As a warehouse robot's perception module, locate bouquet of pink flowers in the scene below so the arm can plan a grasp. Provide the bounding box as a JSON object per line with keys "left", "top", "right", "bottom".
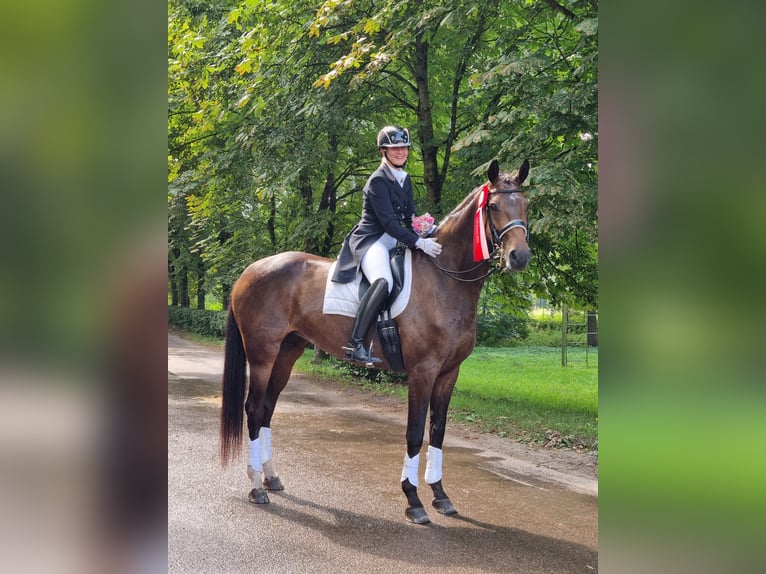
{"left": 412, "top": 213, "right": 435, "bottom": 237}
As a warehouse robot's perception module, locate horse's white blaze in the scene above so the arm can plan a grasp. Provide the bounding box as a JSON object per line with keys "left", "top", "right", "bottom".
{"left": 401, "top": 453, "right": 420, "bottom": 486}
{"left": 424, "top": 445, "right": 443, "bottom": 484}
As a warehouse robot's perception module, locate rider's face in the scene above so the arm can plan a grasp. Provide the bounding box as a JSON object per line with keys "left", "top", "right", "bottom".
{"left": 383, "top": 146, "right": 409, "bottom": 166}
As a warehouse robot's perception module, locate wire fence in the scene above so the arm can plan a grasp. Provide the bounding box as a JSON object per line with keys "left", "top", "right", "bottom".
{"left": 561, "top": 304, "right": 598, "bottom": 367}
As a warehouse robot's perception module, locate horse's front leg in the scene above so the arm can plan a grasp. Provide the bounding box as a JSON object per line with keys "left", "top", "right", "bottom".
{"left": 426, "top": 368, "right": 460, "bottom": 516}
{"left": 401, "top": 379, "right": 433, "bottom": 524}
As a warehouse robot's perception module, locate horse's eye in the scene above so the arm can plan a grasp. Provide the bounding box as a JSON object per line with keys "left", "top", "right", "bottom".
{"left": 488, "top": 203, "right": 499, "bottom": 211}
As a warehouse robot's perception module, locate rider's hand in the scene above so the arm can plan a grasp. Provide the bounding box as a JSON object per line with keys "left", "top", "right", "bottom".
{"left": 415, "top": 237, "right": 442, "bottom": 257}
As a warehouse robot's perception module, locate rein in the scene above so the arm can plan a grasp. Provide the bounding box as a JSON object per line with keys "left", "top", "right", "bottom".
{"left": 425, "top": 254, "right": 498, "bottom": 282}
{"left": 424, "top": 187, "right": 528, "bottom": 283}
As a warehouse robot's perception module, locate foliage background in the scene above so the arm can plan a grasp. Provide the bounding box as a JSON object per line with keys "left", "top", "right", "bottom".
{"left": 0, "top": 1, "right": 763, "bottom": 573}
{"left": 168, "top": 0, "right": 598, "bottom": 313}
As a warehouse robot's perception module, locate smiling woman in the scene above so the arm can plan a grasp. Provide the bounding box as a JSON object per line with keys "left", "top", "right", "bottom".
{"left": 330, "top": 125, "right": 442, "bottom": 364}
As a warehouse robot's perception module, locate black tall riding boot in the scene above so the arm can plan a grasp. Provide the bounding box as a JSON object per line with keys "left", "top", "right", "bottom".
{"left": 343, "top": 278, "right": 389, "bottom": 363}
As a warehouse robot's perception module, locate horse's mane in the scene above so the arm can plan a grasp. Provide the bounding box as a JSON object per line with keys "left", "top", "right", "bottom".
{"left": 435, "top": 184, "right": 485, "bottom": 230}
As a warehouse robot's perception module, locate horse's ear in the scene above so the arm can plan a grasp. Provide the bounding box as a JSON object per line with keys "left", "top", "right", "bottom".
{"left": 488, "top": 159, "right": 500, "bottom": 184}
{"left": 517, "top": 159, "right": 530, "bottom": 184}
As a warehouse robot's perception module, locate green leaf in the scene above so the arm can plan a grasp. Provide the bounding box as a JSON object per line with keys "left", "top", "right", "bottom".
{"left": 574, "top": 18, "right": 598, "bottom": 36}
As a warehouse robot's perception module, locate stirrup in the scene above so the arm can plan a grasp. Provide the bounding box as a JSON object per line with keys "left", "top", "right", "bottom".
{"left": 343, "top": 343, "right": 381, "bottom": 364}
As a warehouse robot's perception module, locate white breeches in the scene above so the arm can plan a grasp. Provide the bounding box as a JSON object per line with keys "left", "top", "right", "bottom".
{"left": 361, "top": 233, "right": 397, "bottom": 293}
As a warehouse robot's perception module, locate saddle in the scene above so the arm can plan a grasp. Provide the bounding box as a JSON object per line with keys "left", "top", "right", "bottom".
{"left": 358, "top": 246, "right": 407, "bottom": 372}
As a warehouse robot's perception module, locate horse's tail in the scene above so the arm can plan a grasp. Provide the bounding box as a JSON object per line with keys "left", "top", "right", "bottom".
{"left": 220, "top": 306, "right": 246, "bottom": 465}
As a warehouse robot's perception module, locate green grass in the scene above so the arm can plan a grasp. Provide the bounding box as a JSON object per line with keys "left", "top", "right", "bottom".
{"left": 295, "top": 346, "right": 598, "bottom": 450}
{"left": 450, "top": 347, "right": 597, "bottom": 448}
{"left": 170, "top": 318, "right": 598, "bottom": 449}
{"left": 168, "top": 326, "right": 225, "bottom": 350}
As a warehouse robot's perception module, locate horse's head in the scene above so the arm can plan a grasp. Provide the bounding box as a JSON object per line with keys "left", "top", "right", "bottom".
{"left": 486, "top": 159, "right": 531, "bottom": 272}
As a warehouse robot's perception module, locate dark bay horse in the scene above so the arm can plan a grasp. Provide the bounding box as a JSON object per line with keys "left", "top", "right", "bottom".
{"left": 220, "top": 159, "right": 531, "bottom": 524}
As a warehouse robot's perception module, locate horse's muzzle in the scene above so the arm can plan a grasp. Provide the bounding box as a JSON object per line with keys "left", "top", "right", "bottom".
{"left": 506, "top": 247, "right": 531, "bottom": 271}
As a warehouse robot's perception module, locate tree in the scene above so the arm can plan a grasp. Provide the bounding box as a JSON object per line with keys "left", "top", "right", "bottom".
{"left": 451, "top": 3, "right": 597, "bottom": 309}
{"left": 168, "top": 0, "right": 599, "bottom": 312}
{"left": 309, "top": 0, "right": 598, "bottom": 309}
{"left": 310, "top": 0, "right": 508, "bottom": 208}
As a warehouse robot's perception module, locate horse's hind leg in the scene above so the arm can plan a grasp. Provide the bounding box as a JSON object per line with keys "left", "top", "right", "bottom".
{"left": 245, "top": 334, "right": 308, "bottom": 503}
{"left": 426, "top": 368, "right": 460, "bottom": 516}
{"left": 259, "top": 334, "right": 308, "bottom": 492}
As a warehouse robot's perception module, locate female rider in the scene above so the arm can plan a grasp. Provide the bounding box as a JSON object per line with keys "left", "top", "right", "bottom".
{"left": 331, "top": 125, "right": 442, "bottom": 363}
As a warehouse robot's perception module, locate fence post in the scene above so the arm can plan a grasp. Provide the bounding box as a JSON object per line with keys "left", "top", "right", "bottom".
{"left": 561, "top": 303, "right": 568, "bottom": 366}
{"left": 587, "top": 310, "right": 598, "bottom": 347}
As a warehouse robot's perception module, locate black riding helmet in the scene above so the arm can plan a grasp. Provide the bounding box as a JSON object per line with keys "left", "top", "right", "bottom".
{"left": 377, "top": 126, "right": 411, "bottom": 148}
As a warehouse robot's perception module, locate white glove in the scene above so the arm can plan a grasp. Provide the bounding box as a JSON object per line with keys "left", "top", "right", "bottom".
{"left": 415, "top": 237, "right": 442, "bottom": 257}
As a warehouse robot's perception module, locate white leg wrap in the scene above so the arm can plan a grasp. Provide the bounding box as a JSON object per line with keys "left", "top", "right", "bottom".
{"left": 259, "top": 428, "right": 278, "bottom": 481}
{"left": 425, "top": 445, "right": 443, "bottom": 484}
{"left": 400, "top": 453, "right": 420, "bottom": 487}
{"left": 248, "top": 437, "right": 262, "bottom": 472}
{"left": 259, "top": 427, "right": 272, "bottom": 464}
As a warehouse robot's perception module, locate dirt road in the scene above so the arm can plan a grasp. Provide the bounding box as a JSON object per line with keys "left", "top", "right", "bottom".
{"left": 168, "top": 332, "right": 598, "bottom": 573}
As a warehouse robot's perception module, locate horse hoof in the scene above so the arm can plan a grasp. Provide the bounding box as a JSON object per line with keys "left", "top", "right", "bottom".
{"left": 432, "top": 498, "right": 458, "bottom": 515}
{"left": 405, "top": 507, "right": 431, "bottom": 524}
{"left": 248, "top": 488, "right": 270, "bottom": 504}
{"left": 263, "top": 476, "right": 284, "bottom": 491}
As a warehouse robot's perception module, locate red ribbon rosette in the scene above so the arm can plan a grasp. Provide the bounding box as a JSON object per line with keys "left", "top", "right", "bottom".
{"left": 473, "top": 185, "right": 490, "bottom": 261}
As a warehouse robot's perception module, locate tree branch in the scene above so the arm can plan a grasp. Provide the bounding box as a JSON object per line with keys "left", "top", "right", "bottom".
{"left": 381, "top": 68, "right": 417, "bottom": 95}
{"left": 542, "top": 0, "right": 576, "bottom": 20}
{"left": 441, "top": 0, "right": 499, "bottom": 188}
{"left": 170, "top": 128, "right": 233, "bottom": 153}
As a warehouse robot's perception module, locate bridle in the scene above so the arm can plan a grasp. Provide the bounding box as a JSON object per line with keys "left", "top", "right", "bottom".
{"left": 487, "top": 187, "right": 529, "bottom": 244}
{"left": 426, "top": 186, "right": 529, "bottom": 283}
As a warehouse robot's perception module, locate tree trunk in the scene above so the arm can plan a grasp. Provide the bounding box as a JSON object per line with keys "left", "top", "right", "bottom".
{"left": 268, "top": 193, "right": 276, "bottom": 248}
{"left": 299, "top": 169, "right": 316, "bottom": 253}
{"left": 440, "top": 1, "right": 496, "bottom": 191}
{"left": 222, "top": 281, "right": 232, "bottom": 311}
{"left": 318, "top": 132, "right": 338, "bottom": 257}
{"left": 318, "top": 172, "right": 337, "bottom": 257}
{"left": 412, "top": 31, "right": 441, "bottom": 206}
{"left": 312, "top": 347, "right": 328, "bottom": 364}
{"left": 586, "top": 310, "right": 598, "bottom": 347}
{"left": 168, "top": 259, "right": 178, "bottom": 306}
{"left": 196, "top": 272, "right": 205, "bottom": 309}
{"left": 179, "top": 267, "right": 189, "bottom": 308}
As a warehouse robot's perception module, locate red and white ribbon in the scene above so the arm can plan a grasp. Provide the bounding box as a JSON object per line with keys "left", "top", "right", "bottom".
{"left": 473, "top": 184, "right": 490, "bottom": 261}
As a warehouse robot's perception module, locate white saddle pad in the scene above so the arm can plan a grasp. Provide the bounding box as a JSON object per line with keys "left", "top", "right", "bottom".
{"left": 322, "top": 249, "right": 413, "bottom": 319}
